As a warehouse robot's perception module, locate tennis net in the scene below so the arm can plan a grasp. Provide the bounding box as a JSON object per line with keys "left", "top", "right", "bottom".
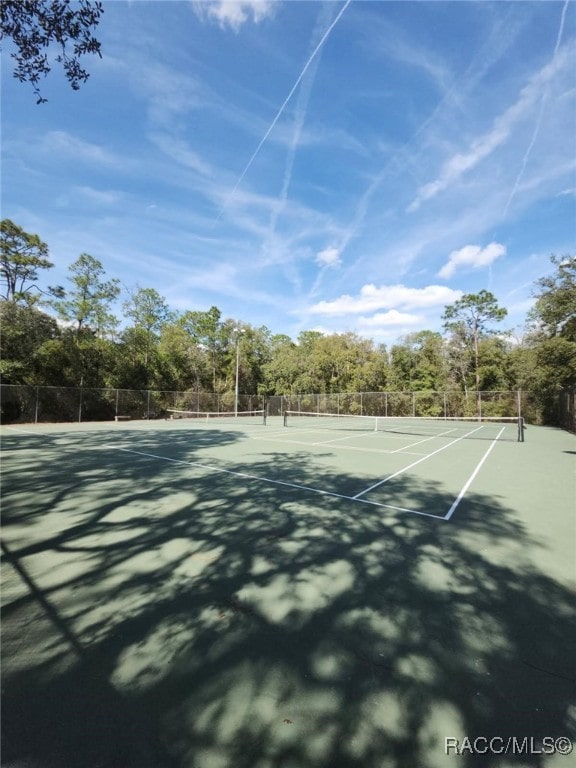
{"left": 167, "top": 409, "right": 267, "bottom": 425}
{"left": 283, "top": 411, "right": 524, "bottom": 442}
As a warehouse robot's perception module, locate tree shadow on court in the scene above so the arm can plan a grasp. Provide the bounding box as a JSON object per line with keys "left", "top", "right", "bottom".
{"left": 2, "top": 430, "right": 575, "bottom": 768}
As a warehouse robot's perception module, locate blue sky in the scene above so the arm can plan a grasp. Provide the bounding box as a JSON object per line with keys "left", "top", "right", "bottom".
{"left": 2, "top": 0, "right": 575, "bottom": 344}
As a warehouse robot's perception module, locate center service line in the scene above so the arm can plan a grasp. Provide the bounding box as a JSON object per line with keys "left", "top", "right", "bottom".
{"left": 443, "top": 427, "right": 505, "bottom": 520}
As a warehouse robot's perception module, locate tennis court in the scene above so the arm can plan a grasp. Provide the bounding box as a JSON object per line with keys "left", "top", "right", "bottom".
{"left": 1, "top": 413, "right": 575, "bottom": 767}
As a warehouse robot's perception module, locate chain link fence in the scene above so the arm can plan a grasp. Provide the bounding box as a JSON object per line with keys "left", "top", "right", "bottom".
{"left": 279, "top": 391, "right": 526, "bottom": 419}
{"left": 0, "top": 385, "right": 265, "bottom": 424}
{"left": 1, "top": 385, "right": 573, "bottom": 429}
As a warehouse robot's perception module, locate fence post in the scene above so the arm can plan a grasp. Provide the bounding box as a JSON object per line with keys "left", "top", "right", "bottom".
{"left": 78, "top": 387, "right": 83, "bottom": 423}
{"left": 34, "top": 386, "right": 39, "bottom": 423}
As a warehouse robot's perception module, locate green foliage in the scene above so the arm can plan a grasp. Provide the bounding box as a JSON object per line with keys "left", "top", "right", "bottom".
{"left": 179, "top": 306, "right": 228, "bottom": 392}
{"left": 0, "top": 219, "right": 62, "bottom": 303}
{"left": 389, "top": 331, "right": 445, "bottom": 391}
{"left": 442, "top": 290, "right": 507, "bottom": 390}
{"left": 442, "top": 290, "right": 508, "bottom": 335}
{"left": 0, "top": 0, "right": 104, "bottom": 103}
{"left": 0, "top": 300, "right": 59, "bottom": 383}
{"left": 530, "top": 254, "right": 576, "bottom": 341}
{"left": 53, "top": 253, "right": 120, "bottom": 337}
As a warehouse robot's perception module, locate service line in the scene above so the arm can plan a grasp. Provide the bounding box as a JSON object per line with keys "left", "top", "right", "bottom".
{"left": 353, "top": 424, "right": 486, "bottom": 499}
{"left": 107, "top": 444, "right": 444, "bottom": 519}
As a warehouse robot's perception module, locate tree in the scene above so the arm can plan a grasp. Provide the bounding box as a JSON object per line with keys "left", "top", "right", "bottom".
{"left": 123, "top": 287, "right": 172, "bottom": 367}
{"left": 0, "top": 219, "right": 62, "bottom": 303}
{"left": 530, "top": 254, "right": 576, "bottom": 341}
{"left": 53, "top": 253, "right": 120, "bottom": 338}
{"left": 180, "top": 307, "right": 227, "bottom": 392}
{"left": 442, "top": 290, "right": 507, "bottom": 391}
{"left": 389, "top": 331, "right": 446, "bottom": 392}
{"left": 0, "top": 0, "right": 104, "bottom": 103}
{"left": 0, "top": 300, "right": 59, "bottom": 382}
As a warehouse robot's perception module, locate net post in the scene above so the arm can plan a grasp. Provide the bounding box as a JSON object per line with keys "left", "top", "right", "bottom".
{"left": 518, "top": 416, "right": 525, "bottom": 442}
{"left": 283, "top": 411, "right": 288, "bottom": 427}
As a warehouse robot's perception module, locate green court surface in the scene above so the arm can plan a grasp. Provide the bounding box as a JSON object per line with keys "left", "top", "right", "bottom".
{"left": 1, "top": 416, "right": 575, "bottom": 767}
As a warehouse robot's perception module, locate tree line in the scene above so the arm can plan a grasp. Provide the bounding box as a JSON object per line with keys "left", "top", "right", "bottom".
{"left": 1, "top": 219, "right": 575, "bottom": 425}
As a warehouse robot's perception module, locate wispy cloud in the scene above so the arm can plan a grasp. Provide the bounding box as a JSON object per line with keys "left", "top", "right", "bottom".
{"left": 148, "top": 133, "right": 213, "bottom": 177}
{"left": 265, "top": 3, "right": 330, "bottom": 247}
{"left": 192, "top": 0, "right": 276, "bottom": 31}
{"left": 42, "top": 131, "right": 120, "bottom": 166}
{"left": 218, "top": 0, "right": 353, "bottom": 216}
{"left": 407, "top": 44, "right": 574, "bottom": 213}
{"left": 74, "top": 186, "right": 124, "bottom": 206}
{"left": 309, "top": 284, "right": 463, "bottom": 316}
{"left": 438, "top": 242, "right": 506, "bottom": 279}
{"left": 503, "top": 0, "right": 571, "bottom": 216}
{"left": 316, "top": 247, "right": 342, "bottom": 268}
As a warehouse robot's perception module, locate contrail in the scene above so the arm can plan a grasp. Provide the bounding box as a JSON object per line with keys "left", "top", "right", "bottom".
{"left": 267, "top": 3, "right": 330, "bottom": 244}
{"left": 217, "top": 0, "right": 353, "bottom": 219}
{"left": 503, "top": 0, "right": 570, "bottom": 217}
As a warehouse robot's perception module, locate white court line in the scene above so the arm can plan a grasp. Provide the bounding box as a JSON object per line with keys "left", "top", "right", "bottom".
{"left": 262, "top": 425, "right": 432, "bottom": 444}
{"left": 353, "top": 424, "right": 485, "bottom": 499}
{"left": 251, "top": 434, "right": 426, "bottom": 456}
{"left": 107, "top": 444, "right": 444, "bottom": 518}
{"left": 443, "top": 427, "right": 505, "bottom": 520}
{"left": 4, "top": 426, "right": 44, "bottom": 437}
{"left": 388, "top": 428, "right": 457, "bottom": 454}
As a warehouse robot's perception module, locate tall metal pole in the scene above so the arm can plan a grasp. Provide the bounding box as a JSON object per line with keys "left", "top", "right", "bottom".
{"left": 234, "top": 327, "right": 244, "bottom": 417}
{"left": 235, "top": 334, "right": 240, "bottom": 417}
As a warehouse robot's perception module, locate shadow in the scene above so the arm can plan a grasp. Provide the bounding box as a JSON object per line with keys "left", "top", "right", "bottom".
{"left": 1, "top": 425, "right": 575, "bottom": 767}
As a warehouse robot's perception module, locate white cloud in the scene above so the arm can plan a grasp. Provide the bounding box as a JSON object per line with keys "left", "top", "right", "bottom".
{"left": 316, "top": 247, "right": 342, "bottom": 268}
{"left": 357, "top": 310, "right": 421, "bottom": 327}
{"left": 309, "top": 284, "right": 463, "bottom": 316}
{"left": 193, "top": 1, "right": 276, "bottom": 31}
{"left": 438, "top": 242, "right": 506, "bottom": 279}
